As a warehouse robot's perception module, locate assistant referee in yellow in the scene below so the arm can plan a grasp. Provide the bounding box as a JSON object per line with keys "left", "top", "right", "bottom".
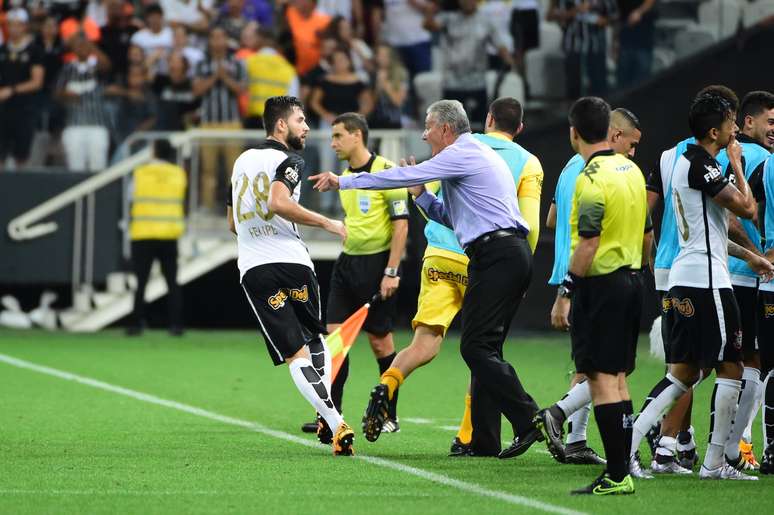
{"left": 544, "top": 97, "right": 652, "bottom": 495}
{"left": 302, "top": 113, "right": 408, "bottom": 434}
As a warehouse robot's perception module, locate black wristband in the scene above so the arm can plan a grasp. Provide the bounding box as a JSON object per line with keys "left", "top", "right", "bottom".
{"left": 560, "top": 272, "right": 581, "bottom": 294}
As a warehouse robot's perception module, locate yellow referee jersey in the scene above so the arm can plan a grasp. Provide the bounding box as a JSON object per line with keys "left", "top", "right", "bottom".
{"left": 340, "top": 154, "right": 409, "bottom": 255}
{"left": 570, "top": 150, "right": 651, "bottom": 277}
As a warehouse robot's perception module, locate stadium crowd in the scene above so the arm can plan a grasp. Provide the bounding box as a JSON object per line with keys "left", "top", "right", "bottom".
{"left": 0, "top": 0, "right": 660, "bottom": 173}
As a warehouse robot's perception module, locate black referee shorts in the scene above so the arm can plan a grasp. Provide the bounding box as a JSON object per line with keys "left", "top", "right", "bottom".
{"left": 571, "top": 268, "right": 642, "bottom": 375}
{"left": 242, "top": 263, "right": 325, "bottom": 366}
{"left": 664, "top": 286, "right": 742, "bottom": 368}
{"left": 757, "top": 290, "right": 774, "bottom": 373}
{"left": 326, "top": 250, "right": 397, "bottom": 336}
{"left": 733, "top": 284, "right": 759, "bottom": 359}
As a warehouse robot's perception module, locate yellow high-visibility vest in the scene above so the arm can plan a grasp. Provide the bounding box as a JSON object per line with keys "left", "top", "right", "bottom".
{"left": 245, "top": 52, "right": 297, "bottom": 117}
{"left": 129, "top": 161, "right": 187, "bottom": 240}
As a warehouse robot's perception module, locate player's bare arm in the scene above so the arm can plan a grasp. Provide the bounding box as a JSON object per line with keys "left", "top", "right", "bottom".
{"left": 546, "top": 203, "right": 557, "bottom": 230}
{"left": 551, "top": 236, "right": 600, "bottom": 331}
{"left": 382, "top": 219, "right": 407, "bottom": 299}
{"left": 728, "top": 240, "right": 774, "bottom": 281}
{"left": 268, "top": 181, "right": 346, "bottom": 240}
{"left": 226, "top": 206, "right": 236, "bottom": 235}
{"left": 727, "top": 211, "right": 761, "bottom": 254}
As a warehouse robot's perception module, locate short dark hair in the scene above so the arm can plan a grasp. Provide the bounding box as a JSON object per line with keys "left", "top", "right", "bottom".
{"left": 739, "top": 91, "right": 774, "bottom": 121}
{"left": 488, "top": 97, "right": 523, "bottom": 135}
{"left": 696, "top": 85, "right": 739, "bottom": 112}
{"left": 145, "top": 3, "right": 163, "bottom": 16}
{"left": 332, "top": 112, "right": 369, "bottom": 145}
{"left": 568, "top": 96, "right": 610, "bottom": 144}
{"left": 611, "top": 107, "right": 641, "bottom": 130}
{"left": 688, "top": 94, "right": 735, "bottom": 140}
{"left": 153, "top": 139, "right": 176, "bottom": 161}
{"left": 263, "top": 96, "right": 304, "bottom": 137}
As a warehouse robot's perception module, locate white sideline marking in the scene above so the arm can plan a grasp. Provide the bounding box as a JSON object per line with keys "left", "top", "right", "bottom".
{"left": 0, "top": 353, "right": 586, "bottom": 515}
{"left": 0, "top": 490, "right": 434, "bottom": 498}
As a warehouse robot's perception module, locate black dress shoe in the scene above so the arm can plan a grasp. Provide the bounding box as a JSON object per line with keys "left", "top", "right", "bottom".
{"left": 498, "top": 427, "right": 544, "bottom": 459}
{"left": 449, "top": 437, "right": 472, "bottom": 457}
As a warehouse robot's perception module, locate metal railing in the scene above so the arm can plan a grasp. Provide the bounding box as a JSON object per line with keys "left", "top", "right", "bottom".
{"left": 6, "top": 128, "right": 426, "bottom": 309}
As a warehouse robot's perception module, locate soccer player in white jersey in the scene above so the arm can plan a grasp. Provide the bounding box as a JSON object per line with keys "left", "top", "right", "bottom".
{"left": 629, "top": 92, "right": 773, "bottom": 480}
{"left": 226, "top": 95, "right": 355, "bottom": 455}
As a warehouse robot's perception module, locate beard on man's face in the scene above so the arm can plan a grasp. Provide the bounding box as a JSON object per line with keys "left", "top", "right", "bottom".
{"left": 287, "top": 129, "right": 305, "bottom": 150}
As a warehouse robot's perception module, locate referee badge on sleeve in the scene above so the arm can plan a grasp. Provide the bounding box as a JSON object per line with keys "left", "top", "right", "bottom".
{"left": 392, "top": 200, "right": 408, "bottom": 216}
{"left": 358, "top": 194, "right": 371, "bottom": 214}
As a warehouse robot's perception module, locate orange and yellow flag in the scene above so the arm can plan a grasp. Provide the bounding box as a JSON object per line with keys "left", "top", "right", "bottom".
{"left": 327, "top": 301, "right": 371, "bottom": 380}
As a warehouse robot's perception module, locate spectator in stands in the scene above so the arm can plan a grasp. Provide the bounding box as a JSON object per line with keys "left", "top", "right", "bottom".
{"left": 510, "top": 0, "right": 541, "bottom": 80}
{"left": 130, "top": 3, "right": 173, "bottom": 75}
{"left": 59, "top": 1, "right": 102, "bottom": 48}
{"left": 170, "top": 25, "right": 204, "bottom": 74}
{"left": 300, "top": 34, "right": 337, "bottom": 127}
{"left": 219, "top": 0, "right": 274, "bottom": 26}
{"left": 153, "top": 52, "right": 200, "bottom": 130}
{"left": 309, "top": 46, "right": 373, "bottom": 125}
{"left": 56, "top": 33, "right": 111, "bottom": 172}
{"left": 99, "top": 0, "right": 137, "bottom": 83}
{"left": 329, "top": 14, "right": 372, "bottom": 83}
{"left": 369, "top": 44, "right": 407, "bottom": 129}
{"left": 424, "top": 0, "right": 513, "bottom": 129}
{"left": 192, "top": 25, "right": 246, "bottom": 212}
{"left": 160, "top": 0, "right": 213, "bottom": 35}
{"left": 106, "top": 63, "right": 157, "bottom": 162}
{"left": 0, "top": 8, "right": 45, "bottom": 170}
{"left": 243, "top": 28, "right": 298, "bottom": 129}
{"left": 284, "top": 0, "right": 332, "bottom": 76}
{"left": 548, "top": 0, "right": 617, "bottom": 99}
{"left": 127, "top": 138, "right": 186, "bottom": 337}
{"left": 216, "top": 0, "right": 249, "bottom": 49}
{"left": 378, "top": 0, "right": 432, "bottom": 85}
{"left": 36, "top": 14, "right": 65, "bottom": 135}
{"left": 616, "top": 0, "right": 656, "bottom": 88}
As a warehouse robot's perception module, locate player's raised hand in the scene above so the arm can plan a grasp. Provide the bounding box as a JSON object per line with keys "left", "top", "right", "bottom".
{"left": 309, "top": 171, "right": 340, "bottom": 192}
{"left": 550, "top": 296, "right": 571, "bottom": 331}
{"left": 726, "top": 137, "right": 743, "bottom": 165}
{"left": 324, "top": 218, "right": 347, "bottom": 241}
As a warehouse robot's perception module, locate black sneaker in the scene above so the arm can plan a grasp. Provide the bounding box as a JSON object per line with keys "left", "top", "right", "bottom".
{"left": 571, "top": 472, "right": 635, "bottom": 495}
{"left": 317, "top": 414, "right": 333, "bottom": 445}
{"left": 534, "top": 408, "right": 566, "bottom": 462}
{"left": 382, "top": 418, "right": 400, "bottom": 434}
{"left": 564, "top": 441, "right": 606, "bottom": 465}
{"left": 676, "top": 431, "right": 698, "bottom": 470}
{"left": 362, "top": 384, "right": 390, "bottom": 442}
{"left": 498, "top": 426, "right": 544, "bottom": 460}
{"left": 759, "top": 444, "right": 774, "bottom": 475}
{"left": 301, "top": 421, "right": 318, "bottom": 433}
{"left": 449, "top": 437, "right": 472, "bottom": 457}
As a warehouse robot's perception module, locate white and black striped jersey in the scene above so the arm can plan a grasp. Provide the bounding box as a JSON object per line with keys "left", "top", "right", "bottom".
{"left": 668, "top": 144, "right": 732, "bottom": 290}
{"left": 230, "top": 140, "right": 313, "bottom": 279}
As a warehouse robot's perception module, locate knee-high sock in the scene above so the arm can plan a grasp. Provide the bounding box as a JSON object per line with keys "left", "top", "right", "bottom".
{"left": 377, "top": 353, "right": 399, "bottom": 418}
{"left": 631, "top": 374, "right": 689, "bottom": 458}
{"left": 307, "top": 336, "right": 332, "bottom": 393}
{"left": 556, "top": 380, "right": 591, "bottom": 419}
{"left": 764, "top": 370, "right": 774, "bottom": 447}
{"left": 725, "top": 367, "right": 761, "bottom": 458}
{"left": 703, "top": 378, "right": 742, "bottom": 470}
{"left": 623, "top": 400, "right": 634, "bottom": 461}
{"left": 743, "top": 375, "right": 762, "bottom": 443}
{"left": 566, "top": 404, "right": 591, "bottom": 445}
{"left": 456, "top": 393, "right": 473, "bottom": 444}
{"left": 289, "top": 358, "right": 343, "bottom": 432}
{"left": 595, "top": 401, "right": 627, "bottom": 482}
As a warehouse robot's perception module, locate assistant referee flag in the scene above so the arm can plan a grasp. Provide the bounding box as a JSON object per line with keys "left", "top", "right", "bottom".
{"left": 327, "top": 297, "right": 375, "bottom": 379}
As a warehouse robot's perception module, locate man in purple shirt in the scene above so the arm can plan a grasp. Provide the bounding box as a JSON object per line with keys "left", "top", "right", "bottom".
{"left": 310, "top": 99, "right": 544, "bottom": 458}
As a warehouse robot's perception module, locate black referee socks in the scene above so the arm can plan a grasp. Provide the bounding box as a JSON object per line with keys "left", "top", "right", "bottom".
{"left": 622, "top": 400, "right": 634, "bottom": 462}
{"left": 595, "top": 401, "right": 628, "bottom": 482}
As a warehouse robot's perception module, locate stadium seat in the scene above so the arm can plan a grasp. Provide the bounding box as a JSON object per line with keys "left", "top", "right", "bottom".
{"left": 652, "top": 47, "right": 677, "bottom": 73}
{"left": 485, "top": 71, "right": 525, "bottom": 104}
{"left": 742, "top": 0, "right": 774, "bottom": 27}
{"left": 413, "top": 71, "right": 443, "bottom": 118}
{"left": 673, "top": 24, "right": 718, "bottom": 59}
{"left": 698, "top": 0, "right": 742, "bottom": 39}
{"left": 539, "top": 22, "right": 563, "bottom": 53}
{"left": 525, "top": 49, "right": 565, "bottom": 99}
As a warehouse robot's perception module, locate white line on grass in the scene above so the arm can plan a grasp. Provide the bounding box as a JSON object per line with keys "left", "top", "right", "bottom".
{"left": 0, "top": 490, "right": 434, "bottom": 498}
{"left": 0, "top": 353, "right": 586, "bottom": 515}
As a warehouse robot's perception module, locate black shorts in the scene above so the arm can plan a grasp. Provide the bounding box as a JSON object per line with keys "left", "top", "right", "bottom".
{"left": 510, "top": 8, "right": 540, "bottom": 52}
{"left": 571, "top": 268, "right": 642, "bottom": 375}
{"left": 732, "top": 284, "right": 759, "bottom": 357}
{"left": 242, "top": 263, "right": 325, "bottom": 366}
{"left": 664, "top": 286, "right": 742, "bottom": 368}
{"left": 326, "top": 251, "right": 397, "bottom": 336}
{"left": 657, "top": 289, "right": 670, "bottom": 356}
{"left": 0, "top": 104, "right": 37, "bottom": 162}
{"left": 757, "top": 290, "right": 774, "bottom": 373}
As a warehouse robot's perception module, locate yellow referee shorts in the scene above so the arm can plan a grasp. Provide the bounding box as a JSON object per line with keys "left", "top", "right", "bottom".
{"left": 412, "top": 254, "right": 469, "bottom": 336}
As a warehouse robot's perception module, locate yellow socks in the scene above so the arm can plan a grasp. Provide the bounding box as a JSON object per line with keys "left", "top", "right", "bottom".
{"left": 456, "top": 394, "right": 473, "bottom": 444}
{"left": 380, "top": 367, "right": 404, "bottom": 400}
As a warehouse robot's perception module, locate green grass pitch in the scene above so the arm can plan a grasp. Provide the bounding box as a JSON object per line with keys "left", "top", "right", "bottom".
{"left": 0, "top": 329, "right": 771, "bottom": 515}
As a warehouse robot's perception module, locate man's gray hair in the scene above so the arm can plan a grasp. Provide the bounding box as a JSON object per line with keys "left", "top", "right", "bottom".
{"left": 427, "top": 100, "right": 471, "bottom": 135}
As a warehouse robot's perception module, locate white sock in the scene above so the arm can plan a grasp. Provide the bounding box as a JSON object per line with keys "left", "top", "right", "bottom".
{"left": 725, "top": 367, "right": 761, "bottom": 458}
{"left": 743, "top": 382, "right": 762, "bottom": 443}
{"left": 566, "top": 403, "right": 591, "bottom": 445}
{"left": 631, "top": 374, "right": 689, "bottom": 458}
{"left": 556, "top": 381, "right": 592, "bottom": 418}
{"left": 764, "top": 371, "right": 774, "bottom": 447}
{"left": 289, "top": 358, "right": 342, "bottom": 432}
{"left": 704, "top": 378, "right": 742, "bottom": 470}
{"left": 655, "top": 435, "right": 677, "bottom": 458}
{"left": 307, "top": 335, "right": 332, "bottom": 393}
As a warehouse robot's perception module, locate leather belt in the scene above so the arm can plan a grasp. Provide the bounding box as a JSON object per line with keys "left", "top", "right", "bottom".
{"left": 464, "top": 228, "right": 526, "bottom": 258}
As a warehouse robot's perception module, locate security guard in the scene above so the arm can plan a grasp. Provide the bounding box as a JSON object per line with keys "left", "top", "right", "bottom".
{"left": 128, "top": 139, "right": 187, "bottom": 336}
{"left": 542, "top": 97, "right": 652, "bottom": 495}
